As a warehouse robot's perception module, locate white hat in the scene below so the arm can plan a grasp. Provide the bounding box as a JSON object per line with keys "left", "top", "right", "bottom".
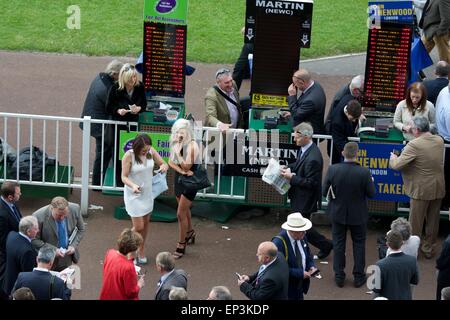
{"left": 281, "top": 212, "right": 312, "bottom": 232}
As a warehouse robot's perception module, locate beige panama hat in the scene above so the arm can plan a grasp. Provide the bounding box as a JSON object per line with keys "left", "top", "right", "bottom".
{"left": 281, "top": 212, "right": 312, "bottom": 232}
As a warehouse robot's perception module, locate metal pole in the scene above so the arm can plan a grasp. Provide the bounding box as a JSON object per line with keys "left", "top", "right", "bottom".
{"left": 80, "top": 116, "right": 91, "bottom": 217}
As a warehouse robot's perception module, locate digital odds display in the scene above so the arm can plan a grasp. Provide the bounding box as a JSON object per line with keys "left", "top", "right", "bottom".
{"left": 363, "top": 23, "right": 413, "bottom": 112}
{"left": 143, "top": 21, "right": 187, "bottom": 98}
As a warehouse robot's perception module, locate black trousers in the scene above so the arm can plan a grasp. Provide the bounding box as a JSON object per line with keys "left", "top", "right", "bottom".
{"left": 332, "top": 222, "right": 366, "bottom": 280}
{"left": 232, "top": 43, "right": 254, "bottom": 90}
{"left": 302, "top": 211, "right": 333, "bottom": 253}
{"left": 92, "top": 135, "right": 113, "bottom": 186}
{"left": 442, "top": 142, "right": 450, "bottom": 207}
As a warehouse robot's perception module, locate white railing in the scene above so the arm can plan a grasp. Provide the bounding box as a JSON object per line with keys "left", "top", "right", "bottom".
{"left": 1, "top": 112, "right": 448, "bottom": 219}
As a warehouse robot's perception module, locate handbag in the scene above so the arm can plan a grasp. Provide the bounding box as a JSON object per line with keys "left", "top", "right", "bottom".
{"left": 152, "top": 171, "right": 168, "bottom": 199}
{"left": 178, "top": 165, "right": 211, "bottom": 193}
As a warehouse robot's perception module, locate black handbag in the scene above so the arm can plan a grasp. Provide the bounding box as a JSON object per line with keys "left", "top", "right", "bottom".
{"left": 178, "top": 165, "right": 211, "bottom": 192}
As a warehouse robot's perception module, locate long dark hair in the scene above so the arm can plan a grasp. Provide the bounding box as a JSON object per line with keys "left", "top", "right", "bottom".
{"left": 132, "top": 133, "right": 152, "bottom": 164}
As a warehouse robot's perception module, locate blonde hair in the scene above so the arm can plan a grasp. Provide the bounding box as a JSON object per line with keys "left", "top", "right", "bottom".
{"left": 118, "top": 63, "right": 138, "bottom": 90}
{"left": 169, "top": 119, "right": 194, "bottom": 161}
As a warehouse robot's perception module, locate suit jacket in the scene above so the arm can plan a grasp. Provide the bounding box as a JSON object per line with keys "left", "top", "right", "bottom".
{"left": 323, "top": 162, "right": 375, "bottom": 225}
{"left": 287, "top": 143, "right": 323, "bottom": 214}
{"left": 3, "top": 231, "right": 37, "bottom": 295}
{"left": 389, "top": 133, "right": 445, "bottom": 200}
{"left": 423, "top": 77, "right": 449, "bottom": 105}
{"left": 32, "top": 202, "right": 85, "bottom": 267}
{"left": 13, "top": 269, "right": 71, "bottom": 300}
{"left": 287, "top": 81, "right": 326, "bottom": 134}
{"left": 240, "top": 252, "right": 289, "bottom": 300}
{"left": 155, "top": 269, "right": 188, "bottom": 300}
{"left": 205, "top": 82, "right": 243, "bottom": 128}
{"left": 0, "top": 199, "right": 21, "bottom": 275}
{"left": 374, "top": 252, "right": 419, "bottom": 300}
{"left": 420, "top": 0, "right": 450, "bottom": 40}
{"left": 272, "top": 230, "right": 315, "bottom": 300}
{"left": 437, "top": 234, "right": 450, "bottom": 286}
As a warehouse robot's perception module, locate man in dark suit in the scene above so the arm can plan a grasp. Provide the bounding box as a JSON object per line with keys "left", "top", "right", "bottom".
{"left": 154, "top": 251, "right": 187, "bottom": 300}
{"left": 0, "top": 182, "right": 22, "bottom": 288}
{"left": 282, "top": 69, "right": 326, "bottom": 134}
{"left": 373, "top": 230, "right": 419, "bottom": 300}
{"left": 420, "top": 0, "right": 450, "bottom": 64}
{"left": 423, "top": 61, "right": 449, "bottom": 105}
{"left": 3, "top": 216, "right": 38, "bottom": 295}
{"left": 238, "top": 241, "right": 289, "bottom": 300}
{"left": 323, "top": 142, "right": 375, "bottom": 288}
{"left": 280, "top": 122, "right": 333, "bottom": 258}
{"left": 205, "top": 68, "right": 244, "bottom": 131}
{"left": 12, "top": 246, "right": 71, "bottom": 300}
{"left": 272, "top": 212, "right": 318, "bottom": 300}
{"left": 79, "top": 59, "right": 123, "bottom": 186}
{"left": 328, "top": 99, "right": 362, "bottom": 164}
{"left": 436, "top": 233, "right": 450, "bottom": 300}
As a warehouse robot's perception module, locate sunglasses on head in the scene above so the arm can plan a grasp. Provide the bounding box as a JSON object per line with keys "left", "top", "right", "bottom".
{"left": 215, "top": 68, "right": 230, "bottom": 79}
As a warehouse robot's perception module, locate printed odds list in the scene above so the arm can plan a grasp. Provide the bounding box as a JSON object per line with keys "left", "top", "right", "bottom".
{"left": 364, "top": 25, "right": 412, "bottom": 111}
{"left": 143, "top": 22, "right": 186, "bottom": 98}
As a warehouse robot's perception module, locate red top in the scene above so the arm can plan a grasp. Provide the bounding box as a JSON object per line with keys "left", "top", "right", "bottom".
{"left": 99, "top": 249, "right": 140, "bottom": 300}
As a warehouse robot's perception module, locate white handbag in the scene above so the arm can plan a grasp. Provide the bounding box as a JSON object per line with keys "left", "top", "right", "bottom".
{"left": 152, "top": 171, "right": 168, "bottom": 199}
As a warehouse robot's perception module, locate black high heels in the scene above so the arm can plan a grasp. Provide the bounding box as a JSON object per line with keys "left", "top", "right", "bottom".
{"left": 185, "top": 229, "right": 196, "bottom": 245}
{"left": 172, "top": 241, "right": 186, "bottom": 259}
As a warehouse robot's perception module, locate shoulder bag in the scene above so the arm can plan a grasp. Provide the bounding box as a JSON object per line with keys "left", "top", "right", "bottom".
{"left": 178, "top": 165, "right": 211, "bottom": 193}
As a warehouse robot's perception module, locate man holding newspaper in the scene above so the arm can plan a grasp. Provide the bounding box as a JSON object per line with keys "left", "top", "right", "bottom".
{"left": 32, "top": 197, "right": 85, "bottom": 272}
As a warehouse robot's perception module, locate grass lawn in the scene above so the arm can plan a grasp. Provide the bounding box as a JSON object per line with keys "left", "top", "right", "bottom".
{"left": 0, "top": 0, "right": 369, "bottom": 62}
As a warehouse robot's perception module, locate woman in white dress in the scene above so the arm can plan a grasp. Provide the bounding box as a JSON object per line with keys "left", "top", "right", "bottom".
{"left": 122, "top": 133, "right": 168, "bottom": 264}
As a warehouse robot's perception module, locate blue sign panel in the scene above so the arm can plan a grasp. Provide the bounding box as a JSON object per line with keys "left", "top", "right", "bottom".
{"left": 357, "top": 142, "right": 409, "bottom": 202}
{"left": 368, "top": 1, "right": 414, "bottom": 24}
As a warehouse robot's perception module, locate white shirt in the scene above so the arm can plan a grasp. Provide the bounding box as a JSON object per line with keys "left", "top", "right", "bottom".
{"left": 297, "top": 81, "right": 315, "bottom": 98}
{"left": 18, "top": 232, "right": 32, "bottom": 243}
{"left": 159, "top": 269, "right": 174, "bottom": 286}
{"left": 436, "top": 86, "right": 450, "bottom": 141}
{"left": 33, "top": 267, "right": 50, "bottom": 273}
{"left": 218, "top": 88, "right": 239, "bottom": 128}
{"left": 301, "top": 141, "right": 313, "bottom": 156}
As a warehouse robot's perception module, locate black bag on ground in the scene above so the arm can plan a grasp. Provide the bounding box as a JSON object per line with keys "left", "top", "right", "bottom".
{"left": 10, "top": 146, "right": 54, "bottom": 181}
{"left": 178, "top": 165, "right": 211, "bottom": 193}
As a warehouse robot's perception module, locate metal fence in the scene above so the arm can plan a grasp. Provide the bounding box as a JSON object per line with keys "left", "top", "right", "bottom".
{"left": 1, "top": 112, "right": 448, "bottom": 219}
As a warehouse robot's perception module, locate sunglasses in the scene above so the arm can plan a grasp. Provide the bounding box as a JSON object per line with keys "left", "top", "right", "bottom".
{"left": 123, "top": 64, "right": 135, "bottom": 72}
{"left": 215, "top": 68, "right": 230, "bottom": 79}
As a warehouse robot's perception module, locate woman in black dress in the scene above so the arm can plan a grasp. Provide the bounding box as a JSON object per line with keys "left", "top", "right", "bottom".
{"left": 168, "top": 119, "right": 200, "bottom": 259}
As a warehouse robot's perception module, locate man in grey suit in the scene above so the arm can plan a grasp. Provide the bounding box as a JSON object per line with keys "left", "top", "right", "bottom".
{"left": 373, "top": 230, "right": 419, "bottom": 300}
{"left": 282, "top": 69, "right": 326, "bottom": 134}
{"left": 32, "top": 197, "right": 85, "bottom": 272}
{"left": 390, "top": 116, "right": 445, "bottom": 259}
{"left": 323, "top": 142, "right": 375, "bottom": 288}
{"left": 154, "top": 251, "right": 187, "bottom": 300}
{"left": 420, "top": 0, "right": 450, "bottom": 63}
{"left": 205, "top": 68, "right": 244, "bottom": 131}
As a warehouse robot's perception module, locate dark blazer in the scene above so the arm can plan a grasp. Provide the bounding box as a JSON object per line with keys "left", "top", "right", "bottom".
{"left": 79, "top": 72, "right": 116, "bottom": 138}
{"left": 374, "top": 252, "right": 419, "bottom": 300}
{"left": 287, "top": 81, "right": 326, "bottom": 134}
{"left": 423, "top": 77, "right": 449, "bottom": 105}
{"left": 3, "top": 231, "right": 37, "bottom": 295}
{"left": 12, "top": 269, "right": 71, "bottom": 300}
{"left": 323, "top": 162, "right": 375, "bottom": 225}
{"left": 240, "top": 252, "right": 289, "bottom": 300}
{"left": 437, "top": 235, "right": 450, "bottom": 289}
{"left": 155, "top": 269, "right": 188, "bottom": 300}
{"left": 106, "top": 81, "right": 146, "bottom": 122}
{"left": 0, "top": 199, "right": 21, "bottom": 276}
{"left": 420, "top": 0, "right": 450, "bottom": 40}
{"left": 272, "top": 230, "right": 315, "bottom": 300}
{"left": 328, "top": 99, "right": 359, "bottom": 164}
{"left": 287, "top": 143, "right": 323, "bottom": 214}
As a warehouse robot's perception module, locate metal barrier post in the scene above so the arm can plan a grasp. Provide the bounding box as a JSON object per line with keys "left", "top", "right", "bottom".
{"left": 80, "top": 116, "right": 91, "bottom": 217}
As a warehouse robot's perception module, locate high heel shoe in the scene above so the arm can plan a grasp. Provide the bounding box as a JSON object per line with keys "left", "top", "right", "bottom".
{"left": 185, "top": 229, "right": 196, "bottom": 245}
{"left": 172, "top": 241, "right": 186, "bottom": 259}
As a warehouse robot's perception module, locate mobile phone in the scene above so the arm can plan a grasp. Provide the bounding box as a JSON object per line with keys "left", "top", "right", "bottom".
{"left": 392, "top": 149, "right": 400, "bottom": 156}
{"left": 310, "top": 269, "right": 320, "bottom": 277}
{"left": 235, "top": 272, "right": 242, "bottom": 279}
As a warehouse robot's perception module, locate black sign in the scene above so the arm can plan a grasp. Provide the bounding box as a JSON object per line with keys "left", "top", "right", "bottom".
{"left": 363, "top": 23, "right": 413, "bottom": 112}
{"left": 222, "top": 139, "right": 298, "bottom": 177}
{"left": 143, "top": 22, "right": 186, "bottom": 98}
{"left": 245, "top": 0, "right": 313, "bottom": 48}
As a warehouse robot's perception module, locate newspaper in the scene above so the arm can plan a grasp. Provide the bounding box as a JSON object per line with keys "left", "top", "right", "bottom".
{"left": 50, "top": 267, "right": 76, "bottom": 288}
{"left": 262, "top": 158, "right": 291, "bottom": 195}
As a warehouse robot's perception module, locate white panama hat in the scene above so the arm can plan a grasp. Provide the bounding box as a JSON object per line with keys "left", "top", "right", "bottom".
{"left": 281, "top": 212, "right": 312, "bottom": 232}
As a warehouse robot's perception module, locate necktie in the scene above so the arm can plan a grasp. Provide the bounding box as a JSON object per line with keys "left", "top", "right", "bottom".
{"left": 157, "top": 279, "right": 162, "bottom": 287}
{"left": 11, "top": 204, "right": 21, "bottom": 222}
{"left": 294, "top": 240, "right": 303, "bottom": 272}
{"left": 298, "top": 149, "right": 303, "bottom": 159}
{"left": 57, "top": 220, "right": 68, "bottom": 249}
{"left": 256, "top": 265, "right": 265, "bottom": 286}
